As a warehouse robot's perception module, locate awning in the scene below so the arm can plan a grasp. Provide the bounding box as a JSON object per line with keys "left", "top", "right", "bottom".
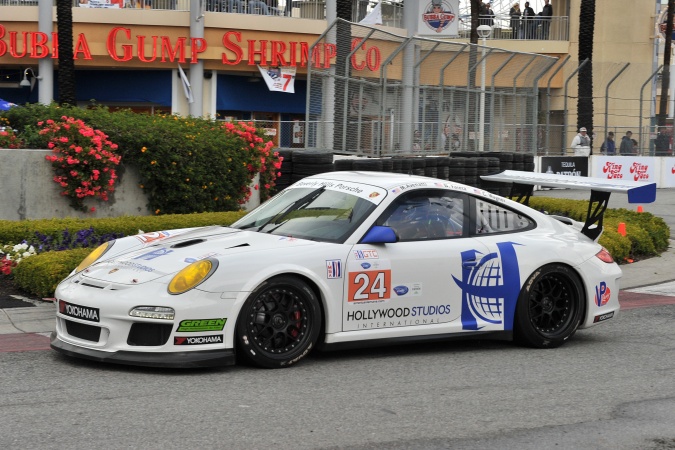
{"left": 216, "top": 74, "right": 307, "bottom": 113}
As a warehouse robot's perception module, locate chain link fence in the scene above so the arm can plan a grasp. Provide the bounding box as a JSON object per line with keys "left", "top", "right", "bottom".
{"left": 306, "top": 19, "right": 556, "bottom": 157}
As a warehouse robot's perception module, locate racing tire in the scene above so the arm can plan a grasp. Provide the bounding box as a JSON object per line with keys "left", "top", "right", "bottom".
{"left": 236, "top": 276, "right": 322, "bottom": 369}
{"left": 514, "top": 264, "right": 584, "bottom": 349}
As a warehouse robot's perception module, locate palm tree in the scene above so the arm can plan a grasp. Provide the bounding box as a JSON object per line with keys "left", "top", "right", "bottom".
{"left": 658, "top": 0, "right": 674, "bottom": 128}
{"left": 577, "top": 0, "right": 595, "bottom": 146}
{"left": 332, "top": 0, "right": 352, "bottom": 152}
{"left": 56, "top": 0, "right": 76, "bottom": 106}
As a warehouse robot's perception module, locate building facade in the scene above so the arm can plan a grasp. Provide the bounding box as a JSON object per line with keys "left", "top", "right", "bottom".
{"left": 0, "top": 0, "right": 665, "bottom": 154}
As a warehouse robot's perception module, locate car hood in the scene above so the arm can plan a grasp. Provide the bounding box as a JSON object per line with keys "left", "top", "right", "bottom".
{"left": 81, "top": 228, "right": 315, "bottom": 285}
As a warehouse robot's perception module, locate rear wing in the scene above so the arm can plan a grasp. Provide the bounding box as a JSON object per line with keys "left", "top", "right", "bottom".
{"left": 481, "top": 170, "right": 657, "bottom": 241}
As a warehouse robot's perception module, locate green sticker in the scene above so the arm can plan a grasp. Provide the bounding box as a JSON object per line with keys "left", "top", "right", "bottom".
{"left": 176, "top": 318, "right": 227, "bottom": 332}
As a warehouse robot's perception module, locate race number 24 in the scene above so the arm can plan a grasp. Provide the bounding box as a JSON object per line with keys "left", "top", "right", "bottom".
{"left": 348, "top": 270, "right": 391, "bottom": 302}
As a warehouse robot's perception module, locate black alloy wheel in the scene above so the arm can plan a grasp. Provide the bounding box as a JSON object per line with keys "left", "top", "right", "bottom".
{"left": 236, "top": 276, "right": 322, "bottom": 368}
{"left": 515, "top": 264, "right": 584, "bottom": 348}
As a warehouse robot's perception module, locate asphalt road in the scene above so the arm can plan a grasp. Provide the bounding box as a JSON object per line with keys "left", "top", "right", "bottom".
{"left": 1, "top": 300, "right": 675, "bottom": 450}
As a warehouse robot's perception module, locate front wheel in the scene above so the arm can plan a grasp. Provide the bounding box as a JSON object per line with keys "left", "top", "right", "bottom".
{"left": 236, "top": 276, "right": 322, "bottom": 368}
{"left": 514, "top": 264, "right": 584, "bottom": 348}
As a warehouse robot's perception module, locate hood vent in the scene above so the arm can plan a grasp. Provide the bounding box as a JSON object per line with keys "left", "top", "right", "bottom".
{"left": 227, "top": 243, "right": 250, "bottom": 249}
{"left": 171, "top": 239, "right": 206, "bottom": 248}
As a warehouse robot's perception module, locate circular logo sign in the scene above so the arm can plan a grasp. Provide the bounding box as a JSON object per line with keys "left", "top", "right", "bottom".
{"left": 657, "top": 8, "right": 675, "bottom": 42}
{"left": 422, "top": 1, "right": 456, "bottom": 33}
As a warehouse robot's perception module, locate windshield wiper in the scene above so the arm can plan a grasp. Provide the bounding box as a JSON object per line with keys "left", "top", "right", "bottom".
{"left": 257, "top": 187, "right": 326, "bottom": 233}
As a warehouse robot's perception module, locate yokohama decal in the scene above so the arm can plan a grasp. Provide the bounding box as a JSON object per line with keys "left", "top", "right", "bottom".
{"left": 174, "top": 335, "right": 224, "bottom": 345}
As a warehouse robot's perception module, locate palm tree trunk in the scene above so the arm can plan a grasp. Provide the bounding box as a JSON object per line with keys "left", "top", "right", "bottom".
{"left": 577, "top": 0, "right": 595, "bottom": 147}
{"left": 332, "top": 0, "right": 352, "bottom": 152}
{"left": 56, "top": 0, "right": 76, "bottom": 106}
{"left": 658, "top": 0, "right": 674, "bottom": 128}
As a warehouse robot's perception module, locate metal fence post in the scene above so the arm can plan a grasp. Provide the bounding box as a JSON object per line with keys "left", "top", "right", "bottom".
{"left": 639, "top": 65, "right": 663, "bottom": 156}
{"left": 562, "top": 58, "right": 589, "bottom": 154}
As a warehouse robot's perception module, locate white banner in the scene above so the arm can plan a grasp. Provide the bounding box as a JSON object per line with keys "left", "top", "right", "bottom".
{"left": 417, "top": 0, "right": 460, "bottom": 37}
{"left": 257, "top": 65, "right": 296, "bottom": 94}
{"left": 359, "top": 2, "right": 383, "bottom": 26}
{"left": 177, "top": 65, "right": 194, "bottom": 104}
{"left": 661, "top": 157, "right": 675, "bottom": 187}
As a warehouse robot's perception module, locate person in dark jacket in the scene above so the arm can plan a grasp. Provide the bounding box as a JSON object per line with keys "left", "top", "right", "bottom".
{"left": 601, "top": 131, "right": 616, "bottom": 155}
{"left": 655, "top": 129, "right": 671, "bottom": 156}
{"left": 619, "top": 131, "right": 634, "bottom": 155}
{"left": 521, "top": 1, "right": 536, "bottom": 39}
{"left": 509, "top": 2, "right": 521, "bottom": 39}
{"left": 540, "top": 0, "right": 553, "bottom": 39}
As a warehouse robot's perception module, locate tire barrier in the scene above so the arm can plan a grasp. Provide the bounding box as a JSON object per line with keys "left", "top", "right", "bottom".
{"left": 271, "top": 150, "right": 534, "bottom": 195}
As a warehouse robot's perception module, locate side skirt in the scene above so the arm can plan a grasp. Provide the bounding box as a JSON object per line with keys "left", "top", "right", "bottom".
{"left": 318, "top": 330, "right": 513, "bottom": 352}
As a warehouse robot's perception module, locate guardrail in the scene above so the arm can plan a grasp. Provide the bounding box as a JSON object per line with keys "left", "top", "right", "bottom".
{"left": 458, "top": 14, "right": 569, "bottom": 41}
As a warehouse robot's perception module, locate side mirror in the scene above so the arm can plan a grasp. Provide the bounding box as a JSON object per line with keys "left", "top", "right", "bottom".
{"left": 360, "top": 226, "right": 398, "bottom": 244}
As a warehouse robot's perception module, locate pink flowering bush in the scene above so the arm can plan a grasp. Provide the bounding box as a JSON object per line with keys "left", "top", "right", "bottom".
{"left": 220, "top": 121, "right": 281, "bottom": 202}
{"left": 40, "top": 116, "right": 121, "bottom": 213}
{"left": 0, "top": 118, "right": 22, "bottom": 149}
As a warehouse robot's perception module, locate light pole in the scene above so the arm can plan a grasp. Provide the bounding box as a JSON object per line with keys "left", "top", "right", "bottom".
{"left": 477, "top": 25, "right": 492, "bottom": 152}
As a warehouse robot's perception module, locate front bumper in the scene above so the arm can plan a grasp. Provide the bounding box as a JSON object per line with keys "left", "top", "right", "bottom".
{"left": 51, "top": 332, "right": 236, "bottom": 368}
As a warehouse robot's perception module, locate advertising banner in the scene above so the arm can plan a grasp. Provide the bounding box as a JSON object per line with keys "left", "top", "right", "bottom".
{"left": 417, "top": 0, "right": 460, "bottom": 37}
{"left": 258, "top": 65, "right": 296, "bottom": 94}
{"left": 540, "top": 156, "right": 588, "bottom": 177}
{"left": 592, "top": 156, "right": 656, "bottom": 183}
{"left": 661, "top": 157, "right": 675, "bottom": 187}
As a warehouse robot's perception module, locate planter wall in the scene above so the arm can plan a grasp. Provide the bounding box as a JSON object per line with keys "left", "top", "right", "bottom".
{"left": 0, "top": 149, "right": 260, "bottom": 221}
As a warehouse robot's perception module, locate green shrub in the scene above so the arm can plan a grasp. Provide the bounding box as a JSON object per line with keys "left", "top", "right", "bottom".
{"left": 13, "top": 248, "right": 91, "bottom": 298}
{"left": 0, "top": 211, "right": 247, "bottom": 246}
{"left": 529, "top": 197, "right": 670, "bottom": 262}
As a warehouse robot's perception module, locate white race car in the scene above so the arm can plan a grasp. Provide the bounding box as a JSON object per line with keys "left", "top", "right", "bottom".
{"left": 50, "top": 170, "right": 656, "bottom": 369}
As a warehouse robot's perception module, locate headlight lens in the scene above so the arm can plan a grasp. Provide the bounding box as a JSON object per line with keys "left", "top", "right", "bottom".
{"left": 168, "top": 259, "right": 217, "bottom": 295}
{"left": 129, "top": 306, "right": 175, "bottom": 320}
{"left": 75, "top": 241, "right": 112, "bottom": 273}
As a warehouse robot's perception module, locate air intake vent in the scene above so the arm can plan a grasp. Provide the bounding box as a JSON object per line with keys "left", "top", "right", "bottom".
{"left": 171, "top": 239, "right": 206, "bottom": 248}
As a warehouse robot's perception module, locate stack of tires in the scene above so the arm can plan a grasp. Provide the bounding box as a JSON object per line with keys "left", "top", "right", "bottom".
{"left": 447, "top": 157, "right": 467, "bottom": 184}
{"left": 424, "top": 157, "right": 438, "bottom": 178}
{"left": 352, "top": 158, "right": 384, "bottom": 172}
{"left": 334, "top": 158, "right": 354, "bottom": 171}
{"left": 290, "top": 150, "right": 334, "bottom": 183}
{"left": 523, "top": 153, "right": 535, "bottom": 172}
{"left": 479, "top": 156, "right": 502, "bottom": 194}
{"left": 436, "top": 157, "right": 451, "bottom": 180}
{"left": 411, "top": 158, "right": 426, "bottom": 176}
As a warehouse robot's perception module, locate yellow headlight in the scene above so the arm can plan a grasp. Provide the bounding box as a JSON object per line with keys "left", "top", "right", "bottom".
{"left": 75, "top": 242, "right": 112, "bottom": 273}
{"left": 168, "top": 259, "right": 215, "bottom": 295}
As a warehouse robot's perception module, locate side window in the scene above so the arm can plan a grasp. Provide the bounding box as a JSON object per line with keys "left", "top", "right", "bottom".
{"left": 474, "top": 198, "right": 535, "bottom": 235}
{"left": 377, "top": 190, "right": 466, "bottom": 241}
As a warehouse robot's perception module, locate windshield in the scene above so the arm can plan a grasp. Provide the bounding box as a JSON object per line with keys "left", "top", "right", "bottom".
{"left": 232, "top": 183, "right": 385, "bottom": 243}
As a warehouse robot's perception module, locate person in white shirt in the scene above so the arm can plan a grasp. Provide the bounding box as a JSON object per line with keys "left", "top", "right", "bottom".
{"left": 570, "top": 127, "right": 591, "bottom": 156}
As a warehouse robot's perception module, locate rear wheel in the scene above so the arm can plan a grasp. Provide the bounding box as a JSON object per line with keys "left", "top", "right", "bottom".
{"left": 236, "top": 276, "right": 322, "bottom": 368}
{"left": 514, "top": 264, "right": 584, "bottom": 348}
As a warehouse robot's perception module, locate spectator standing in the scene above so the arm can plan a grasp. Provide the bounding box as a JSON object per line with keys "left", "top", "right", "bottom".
{"left": 570, "top": 126, "right": 591, "bottom": 157}
{"left": 600, "top": 131, "right": 616, "bottom": 155}
{"left": 509, "top": 3, "right": 521, "bottom": 39}
{"left": 619, "top": 131, "right": 634, "bottom": 155}
{"left": 540, "top": 0, "right": 553, "bottom": 39}
{"left": 521, "top": 2, "right": 536, "bottom": 39}
{"left": 480, "top": 2, "right": 494, "bottom": 27}
{"left": 655, "top": 129, "right": 671, "bottom": 156}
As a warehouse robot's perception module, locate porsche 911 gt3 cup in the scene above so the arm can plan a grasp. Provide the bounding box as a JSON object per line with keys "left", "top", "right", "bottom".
{"left": 50, "top": 170, "right": 656, "bottom": 368}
